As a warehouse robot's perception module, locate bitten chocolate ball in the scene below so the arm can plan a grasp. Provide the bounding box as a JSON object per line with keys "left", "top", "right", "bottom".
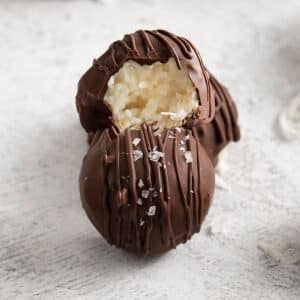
{"left": 76, "top": 29, "right": 240, "bottom": 166}
{"left": 76, "top": 29, "right": 215, "bottom": 134}
{"left": 79, "top": 124, "right": 215, "bottom": 256}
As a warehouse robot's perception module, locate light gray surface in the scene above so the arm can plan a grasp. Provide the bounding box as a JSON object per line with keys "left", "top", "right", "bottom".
{"left": 1, "top": 0, "right": 300, "bottom": 299}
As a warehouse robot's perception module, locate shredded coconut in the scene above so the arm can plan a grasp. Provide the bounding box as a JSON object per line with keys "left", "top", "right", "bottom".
{"left": 161, "top": 110, "right": 187, "bottom": 121}
{"left": 148, "top": 148, "right": 164, "bottom": 162}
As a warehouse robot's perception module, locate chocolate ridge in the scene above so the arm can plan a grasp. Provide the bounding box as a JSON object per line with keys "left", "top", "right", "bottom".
{"left": 190, "top": 74, "right": 240, "bottom": 165}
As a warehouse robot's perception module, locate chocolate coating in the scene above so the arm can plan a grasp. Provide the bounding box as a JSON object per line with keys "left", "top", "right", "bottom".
{"left": 76, "top": 29, "right": 215, "bottom": 133}
{"left": 79, "top": 125, "right": 215, "bottom": 256}
{"left": 189, "top": 75, "right": 240, "bottom": 166}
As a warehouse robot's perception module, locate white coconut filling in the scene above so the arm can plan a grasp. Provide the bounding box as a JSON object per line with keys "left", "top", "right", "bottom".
{"left": 104, "top": 58, "right": 198, "bottom": 130}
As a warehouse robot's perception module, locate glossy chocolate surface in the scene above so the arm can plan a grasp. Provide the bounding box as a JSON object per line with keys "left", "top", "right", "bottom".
{"left": 80, "top": 125, "right": 215, "bottom": 256}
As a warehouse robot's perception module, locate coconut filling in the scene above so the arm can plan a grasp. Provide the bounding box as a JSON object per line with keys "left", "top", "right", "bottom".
{"left": 104, "top": 57, "right": 199, "bottom": 131}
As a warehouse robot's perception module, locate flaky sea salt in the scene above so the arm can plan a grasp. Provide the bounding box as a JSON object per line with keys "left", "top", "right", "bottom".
{"left": 146, "top": 205, "right": 156, "bottom": 216}
{"left": 132, "top": 137, "right": 141, "bottom": 147}
{"left": 141, "top": 190, "right": 150, "bottom": 199}
{"left": 133, "top": 150, "right": 143, "bottom": 161}
{"left": 183, "top": 134, "right": 190, "bottom": 141}
{"left": 184, "top": 151, "right": 193, "bottom": 163}
{"left": 139, "top": 219, "right": 145, "bottom": 226}
{"left": 148, "top": 148, "right": 164, "bottom": 162}
{"left": 137, "top": 198, "right": 143, "bottom": 205}
{"left": 138, "top": 178, "right": 144, "bottom": 188}
{"left": 161, "top": 110, "right": 186, "bottom": 121}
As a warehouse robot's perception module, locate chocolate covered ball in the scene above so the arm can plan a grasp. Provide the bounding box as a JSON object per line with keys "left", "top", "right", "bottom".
{"left": 76, "top": 29, "right": 240, "bottom": 166}
{"left": 79, "top": 124, "right": 215, "bottom": 256}
{"left": 76, "top": 29, "right": 215, "bottom": 134}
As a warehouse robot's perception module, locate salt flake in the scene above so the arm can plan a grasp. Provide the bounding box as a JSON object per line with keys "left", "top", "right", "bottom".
{"left": 141, "top": 190, "right": 150, "bottom": 199}
{"left": 132, "top": 138, "right": 141, "bottom": 147}
{"left": 146, "top": 205, "right": 156, "bottom": 216}
{"left": 184, "top": 151, "right": 193, "bottom": 163}
{"left": 133, "top": 150, "right": 143, "bottom": 161}
{"left": 137, "top": 198, "right": 143, "bottom": 205}
{"left": 138, "top": 178, "right": 144, "bottom": 188}
{"left": 148, "top": 148, "right": 164, "bottom": 162}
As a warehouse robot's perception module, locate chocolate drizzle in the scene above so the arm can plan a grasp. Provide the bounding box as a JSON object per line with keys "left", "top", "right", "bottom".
{"left": 190, "top": 74, "right": 240, "bottom": 166}
{"left": 79, "top": 124, "right": 214, "bottom": 256}
{"left": 76, "top": 29, "right": 215, "bottom": 133}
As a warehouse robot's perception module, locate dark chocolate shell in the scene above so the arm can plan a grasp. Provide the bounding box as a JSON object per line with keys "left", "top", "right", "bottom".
{"left": 79, "top": 124, "right": 215, "bottom": 256}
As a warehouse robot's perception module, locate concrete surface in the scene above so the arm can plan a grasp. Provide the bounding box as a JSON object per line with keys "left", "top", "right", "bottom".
{"left": 0, "top": 0, "right": 300, "bottom": 299}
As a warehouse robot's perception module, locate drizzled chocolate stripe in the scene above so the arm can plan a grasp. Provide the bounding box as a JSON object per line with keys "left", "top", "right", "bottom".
{"left": 159, "top": 130, "right": 176, "bottom": 249}
{"left": 190, "top": 74, "right": 240, "bottom": 166}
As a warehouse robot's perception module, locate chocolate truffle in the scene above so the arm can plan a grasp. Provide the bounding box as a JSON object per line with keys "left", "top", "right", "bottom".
{"left": 76, "top": 29, "right": 215, "bottom": 134}
{"left": 189, "top": 74, "right": 240, "bottom": 166}
{"left": 79, "top": 124, "right": 215, "bottom": 256}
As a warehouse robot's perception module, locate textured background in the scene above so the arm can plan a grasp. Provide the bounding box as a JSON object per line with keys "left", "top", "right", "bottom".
{"left": 1, "top": 0, "right": 300, "bottom": 299}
